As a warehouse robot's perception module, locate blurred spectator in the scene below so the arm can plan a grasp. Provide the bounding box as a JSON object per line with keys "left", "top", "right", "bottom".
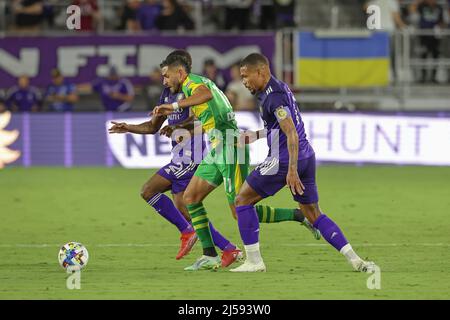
{"left": 144, "top": 67, "right": 165, "bottom": 110}
{"left": 225, "top": 63, "right": 255, "bottom": 111}
{"left": 137, "top": 0, "right": 161, "bottom": 31}
{"left": 5, "top": 76, "right": 41, "bottom": 113}
{"left": 45, "top": 69, "right": 78, "bottom": 112}
{"left": 91, "top": 67, "right": 135, "bottom": 112}
{"left": 12, "top": 0, "right": 44, "bottom": 33}
{"left": 203, "top": 58, "right": 226, "bottom": 91}
{"left": 258, "top": 0, "right": 296, "bottom": 30}
{"left": 274, "top": 0, "right": 296, "bottom": 28}
{"left": 365, "top": 0, "right": 406, "bottom": 81}
{"left": 224, "top": 0, "right": 253, "bottom": 31}
{"left": 72, "top": 0, "right": 100, "bottom": 32}
{"left": 155, "top": 0, "right": 194, "bottom": 31}
{"left": 118, "top": 0, "right": 141, "bottom": 32}
{"left": 411, "top": 0, "right": 445, "bottom": 83}
{"left": 42, "top": 0, "right": 56, "bottom": 28}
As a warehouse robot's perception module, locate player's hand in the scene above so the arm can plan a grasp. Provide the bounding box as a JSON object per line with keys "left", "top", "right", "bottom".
{"left": 108, "top": 121, "right": 129, "bottom": 134}
{"left": 153, "top": 104, "right": 175, "bottom": 116}
{"left": 159, "top": 125, "right": 176, "bottom": 138}
{"left": 286, "top": 168, "right": 305, "bottom": 196}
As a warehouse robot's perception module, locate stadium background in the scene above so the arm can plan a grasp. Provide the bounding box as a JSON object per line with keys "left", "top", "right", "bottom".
{"left": 1, "top": 0, "right": 450, "bottom": 300}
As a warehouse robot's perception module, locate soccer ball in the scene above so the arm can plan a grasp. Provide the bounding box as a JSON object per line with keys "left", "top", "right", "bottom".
{"left": 58, "top": 242, "right": 89, "bottom": 270}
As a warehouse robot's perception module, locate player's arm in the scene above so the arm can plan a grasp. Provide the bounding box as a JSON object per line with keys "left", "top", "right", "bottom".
{"left": 240, "top": 129, "right": 267, "bottom": 145}
{"left": 159, "top": 114, "right": 197, "bottom": 138}
{"left": 278, "top": 112, "right": 305, "bottom": 196}
{"left": 109, "top": 114, "right": 167, "bottom": 135}
{"left": 154, "top": 85, "right": 212, "bottom": 116}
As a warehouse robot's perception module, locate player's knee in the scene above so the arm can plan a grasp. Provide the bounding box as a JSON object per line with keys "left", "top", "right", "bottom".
{"left": 140, "top": 184, "right": 156, "bottom": 202}
{"left": 183, "top": 191, "right": 197, "bottom": 205}
{"left": 235, "top": 194, "right": 252, "bottom": 207}
{"left": 301, "top": 204, "right": 321, "bottom": 223}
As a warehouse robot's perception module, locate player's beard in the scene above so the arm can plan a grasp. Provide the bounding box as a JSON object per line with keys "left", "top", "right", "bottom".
{"left": 169, "top": 82, "right": 181, "bottom": 94}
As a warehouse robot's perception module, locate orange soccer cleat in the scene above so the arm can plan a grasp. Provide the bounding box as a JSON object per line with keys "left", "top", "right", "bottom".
{"left": 176, "top": 231, "right": 198, "bottom": 260}
{"left": 221, "top": 248, "right": 244, "bottom": 268}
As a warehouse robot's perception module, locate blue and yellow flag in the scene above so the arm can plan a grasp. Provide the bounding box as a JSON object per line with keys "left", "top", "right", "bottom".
{"left": 296, "top": 32, "right": 390, "bottom": 87}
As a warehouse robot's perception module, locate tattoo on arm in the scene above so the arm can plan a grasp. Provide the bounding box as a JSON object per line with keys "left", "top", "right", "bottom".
{"left": 128, "top": 115, "right": 166, "bottom": 134}
{"left": 279, "top": 118, "right": 299, "bottom": 170}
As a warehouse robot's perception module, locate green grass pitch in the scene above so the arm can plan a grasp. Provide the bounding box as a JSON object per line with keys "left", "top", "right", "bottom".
{"left": 1, "top": 166, "right": 449, "bottom": 299}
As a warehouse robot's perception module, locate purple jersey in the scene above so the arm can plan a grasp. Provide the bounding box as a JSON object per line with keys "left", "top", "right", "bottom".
{"left": 92, "top": 78, "right": 134, "bottom": 112}
{"left": 256, "top": 76, "right": 314, "bottom": 162}
{"left": 137, "top": 3, "right": 161, "bottom": 30}
{"left": 6, "top": 86, "right": 41, "bottom": 112}
{"left": 159, "top": 88, "right": 205, "bottom": 162}
{"left": 45, "top": 81, "right": 76, "bottom": 112}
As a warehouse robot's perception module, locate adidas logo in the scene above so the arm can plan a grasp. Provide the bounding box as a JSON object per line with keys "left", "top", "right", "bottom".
{"left": 265, "top": 86, "right": 273, "bottom": 95}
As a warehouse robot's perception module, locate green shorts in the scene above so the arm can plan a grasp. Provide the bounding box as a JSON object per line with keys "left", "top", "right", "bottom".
{"left": 194, "top": 141, "right": 250, "bottom": 204}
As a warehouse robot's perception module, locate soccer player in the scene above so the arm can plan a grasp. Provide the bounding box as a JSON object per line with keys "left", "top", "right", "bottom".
{"left": 109, "top": 51, "right": 243, "bottom": 267}
{"left": 231, "top": 53, "right": 377, "bottom": 273}
{"left": 153, "top": 52, "right": 320, "bottom": 271}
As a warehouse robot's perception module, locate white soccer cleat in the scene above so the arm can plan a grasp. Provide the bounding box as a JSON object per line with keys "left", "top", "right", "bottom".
{"left": 230, "top": 260, "right": 266, "bottom": 272}
{"left": 352, "top": 259, "right": 377, "bottom": 273}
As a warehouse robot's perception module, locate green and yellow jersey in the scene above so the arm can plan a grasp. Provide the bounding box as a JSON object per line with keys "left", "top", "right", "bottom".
{"left": 182, "top": 73, "right": 238, "bottom": 143}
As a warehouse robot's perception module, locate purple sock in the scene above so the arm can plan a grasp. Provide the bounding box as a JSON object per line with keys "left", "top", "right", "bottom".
{"left": 147, "top": 193, "right": 192, "bottom": 234}
{"left": 209, "top": 222, "right": 235, "bottom": 251}
{"left": 235, "top": 205, "right": 260, "bottom": 245}
{"left": 313, "top": 214, "right": 348, "bottom": 251}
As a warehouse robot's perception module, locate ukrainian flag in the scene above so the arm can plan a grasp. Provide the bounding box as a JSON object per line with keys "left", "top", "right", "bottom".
{"left": 296, "top": 31, "right": 390, "bottom": 87}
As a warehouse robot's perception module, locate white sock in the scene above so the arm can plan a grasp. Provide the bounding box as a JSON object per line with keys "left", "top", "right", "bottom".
{"left": 244, "top": 243, "right": 263, "bottom": 264}
{"left": 340, "top": 244, "right": 362, "bottom": 264}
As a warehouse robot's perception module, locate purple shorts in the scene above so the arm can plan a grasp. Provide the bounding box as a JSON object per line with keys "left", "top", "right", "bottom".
{"left": 157, "top": 161, "right": 198, "bottom": 194}
{"left": 246, "top": 154, "right": 319, "bottom": 204}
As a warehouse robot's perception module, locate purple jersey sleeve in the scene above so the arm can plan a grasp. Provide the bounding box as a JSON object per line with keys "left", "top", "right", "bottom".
{"left": 92, "top": 79, "right": 103, "bottom": 93}
{"left": 5, "top": 87, "right": 17, "bottom": 107}
{"left": 119, "top": 79, "right": 134, "bottom": 95}
{"left": 67, "top": 83, "right": 76, "bottom": 94}
{"left": 266, "top": 92, "right": 292, "bottom": 123}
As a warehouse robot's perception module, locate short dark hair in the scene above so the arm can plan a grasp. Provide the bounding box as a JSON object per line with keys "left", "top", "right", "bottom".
{"left": 240, "top": 53, "right": 269, "bottom": 68}
{"left": 167, "top": 49, "right": 192, "bottom": 68}
{"left": 160, "top": 50, "right": 192, "bottom": 73}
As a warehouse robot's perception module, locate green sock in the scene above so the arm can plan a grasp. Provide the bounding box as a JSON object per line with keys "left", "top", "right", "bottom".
{"left": 187, "top": 203, "right": 215, "bottom": 250}
{"left": 255, "top": 205, "right": 299, "bottom": 223}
